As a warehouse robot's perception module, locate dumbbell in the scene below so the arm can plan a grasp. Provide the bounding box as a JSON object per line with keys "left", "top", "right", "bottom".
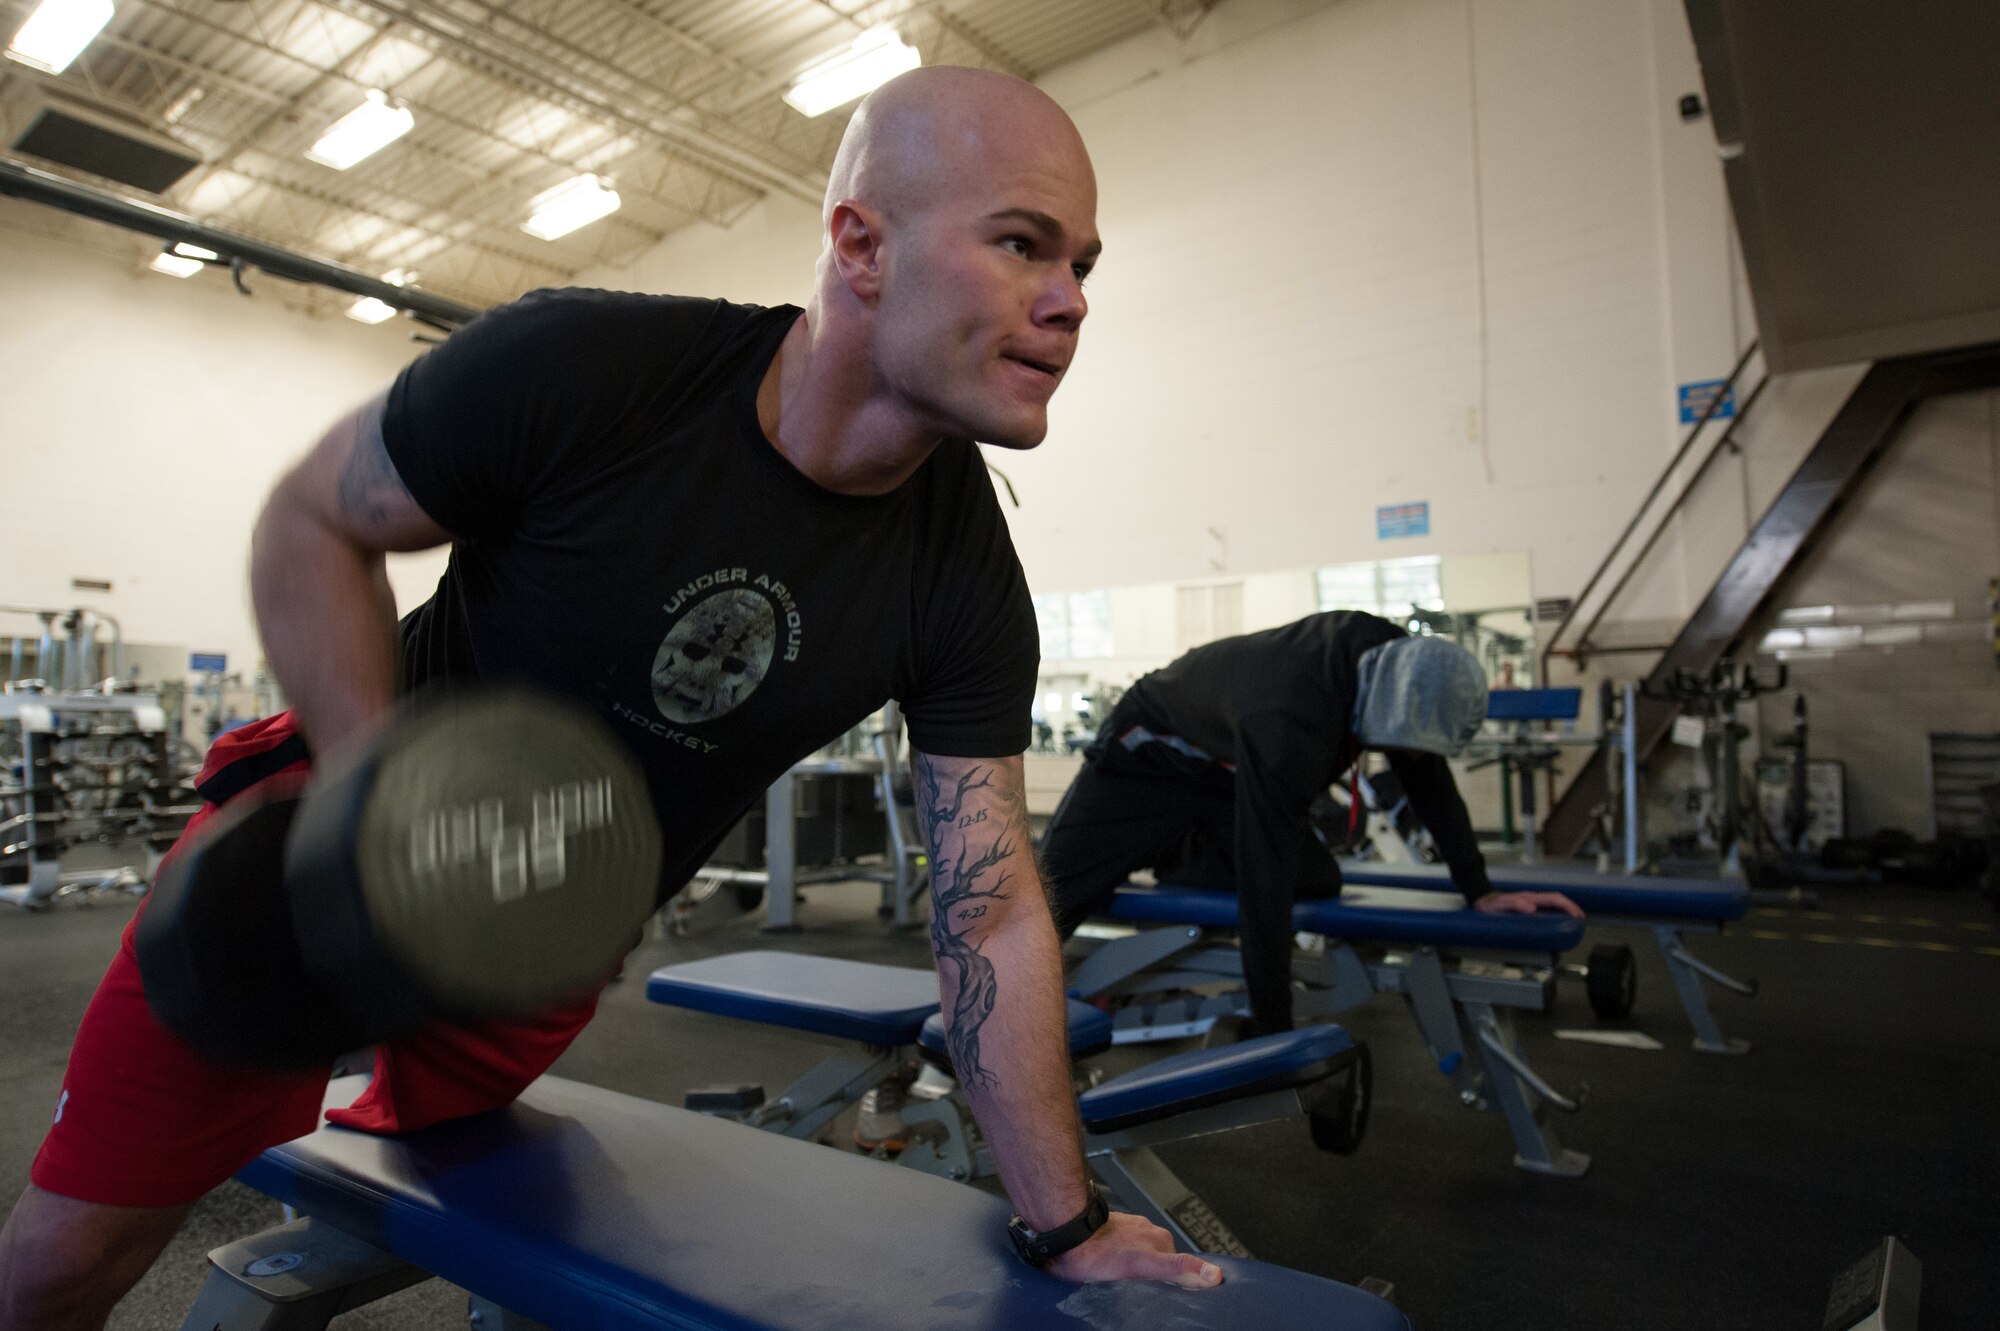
{"left": 136, "top": 689, "right": 662, "bottom": 1069}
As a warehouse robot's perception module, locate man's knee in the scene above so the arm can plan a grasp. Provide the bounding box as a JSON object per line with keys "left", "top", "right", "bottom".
{"left": 0, "top": 1183, "right": 191, "bottom": 1329}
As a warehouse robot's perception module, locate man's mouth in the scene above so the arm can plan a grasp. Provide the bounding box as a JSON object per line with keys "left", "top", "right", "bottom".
{"left": 1005, "top": 354, "right": 1062, "bottom": 379}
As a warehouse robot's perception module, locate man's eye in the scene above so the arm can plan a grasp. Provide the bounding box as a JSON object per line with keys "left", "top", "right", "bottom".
{"left": 1001, "top": 236, "right": 1032, "bottom": 257}
{"left": 1073, "top": 265, "right": 1092, "bottom": 285}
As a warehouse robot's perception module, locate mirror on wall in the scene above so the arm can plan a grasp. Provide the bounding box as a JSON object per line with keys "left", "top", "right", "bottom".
{"left": 1029, "top": 551, "right": 1535, "bottom": 755}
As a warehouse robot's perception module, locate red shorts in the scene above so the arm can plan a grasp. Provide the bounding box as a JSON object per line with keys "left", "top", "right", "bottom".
{"left": 31, "top": 712, "right": 605, "bottom": 1208}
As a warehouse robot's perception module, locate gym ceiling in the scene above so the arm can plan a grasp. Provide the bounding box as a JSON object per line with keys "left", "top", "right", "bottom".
{"left": 0, "top": 0, "right": 1216, "bottom": 312}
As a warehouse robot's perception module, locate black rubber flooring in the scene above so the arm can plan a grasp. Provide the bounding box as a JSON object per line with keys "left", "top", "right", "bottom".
{"left": 2, "top": 864, "right": 1996, "bottom": 1330}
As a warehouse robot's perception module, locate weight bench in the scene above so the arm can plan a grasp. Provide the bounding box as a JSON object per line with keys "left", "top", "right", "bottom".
{"left": 1337, "top": 861, "right": 1757, "bottom": 1053}
{"left": 183, "top": 1075, "right": 1408, "bottom": 1330}
{"left": 647, "top": 951, "right": 1369, "bottom": 1256}
{"left": 1069, "top": 884, "right": 1592, "bottom": 1177}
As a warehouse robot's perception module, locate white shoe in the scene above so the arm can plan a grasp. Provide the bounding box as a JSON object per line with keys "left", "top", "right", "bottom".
{"left": 909, "top": 1063, "right": 957, "bottom": 1102}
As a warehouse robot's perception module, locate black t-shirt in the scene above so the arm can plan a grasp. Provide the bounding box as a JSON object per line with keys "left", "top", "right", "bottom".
{"left": 1110, "top": 611, "right": 1491, "bottom": 1031}
{"left": 380, "top": 288, "right": 1038, "bottom": 897}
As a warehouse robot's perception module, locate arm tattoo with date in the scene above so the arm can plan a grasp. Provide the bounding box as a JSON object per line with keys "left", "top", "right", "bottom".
{"left": 915, "top": 754, "right": 1018, "bottom": 1091}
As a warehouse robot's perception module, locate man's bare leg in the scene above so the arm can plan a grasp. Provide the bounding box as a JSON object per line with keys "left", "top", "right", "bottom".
{"left": 0, "top": 1184, "right": 192, "bottom": 1331}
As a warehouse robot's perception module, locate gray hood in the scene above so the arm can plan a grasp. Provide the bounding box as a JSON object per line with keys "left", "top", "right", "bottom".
{"left": 1350, "top": 636, "right": 1488, "bottom": 756}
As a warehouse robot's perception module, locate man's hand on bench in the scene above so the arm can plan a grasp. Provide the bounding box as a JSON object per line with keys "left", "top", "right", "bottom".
{"left": 1049, "top": 1213, "right": 1225, "bottom": 1289}
{"left": 1475, "top": 889, "right": 1584, "bottom": 918}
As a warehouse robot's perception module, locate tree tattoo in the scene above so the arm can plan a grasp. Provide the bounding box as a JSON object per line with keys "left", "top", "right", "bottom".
{"left": 916, "top": 755, "right": 1015, "bottom": 1091}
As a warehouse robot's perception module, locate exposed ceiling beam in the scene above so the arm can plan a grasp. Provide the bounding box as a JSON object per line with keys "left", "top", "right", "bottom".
{"left": 103, "top": 0, "right": 731, "bottom": 228}
{"left": 1116, "top": 0, "right": 1216, "bottom": 41}
{"left": 362, "top": 0, "right": 828, "bottom": 205}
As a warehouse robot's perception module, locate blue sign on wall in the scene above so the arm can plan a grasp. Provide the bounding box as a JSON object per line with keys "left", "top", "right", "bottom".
{"left": 190, "top": 652, "right": 227, "bottom": 673}
{"left": 1678, "top": 378, "right": 1737, "bottom": 425}
{"left": 1376, "top": 501, "right": 1430, "bottom": 540}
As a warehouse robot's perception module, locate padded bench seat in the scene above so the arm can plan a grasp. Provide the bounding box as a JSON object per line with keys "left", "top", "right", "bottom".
{"left": 1078, "top": 1026, "right": 1357, "bottom": 1134}
{"left": 1336, "top": 862, "right": 1748, "bottom": 922}
{"left": 239, "top": 1076, "right": 1408, "bottom": 1330}
{"left": 1108, "top": 885, "right": 1585, "bottom": 952}
{"left": 646, "top": 951, "right": 941, "bottom": 1046}
{"left": 651, "top": 951, "right": 1117, "bottom": 1057}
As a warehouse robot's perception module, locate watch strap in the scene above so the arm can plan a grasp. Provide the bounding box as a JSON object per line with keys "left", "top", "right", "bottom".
{"left": 1008, "top": 1188, "right": 1110, "bottom": 1267}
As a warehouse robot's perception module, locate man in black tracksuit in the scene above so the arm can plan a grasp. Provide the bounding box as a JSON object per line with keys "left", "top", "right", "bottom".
{"left": 1041, "top": 611, "right": 1581, "bottom": 1034}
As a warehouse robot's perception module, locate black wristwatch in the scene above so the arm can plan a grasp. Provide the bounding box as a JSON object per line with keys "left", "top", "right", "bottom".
{"left": 1008, "top": 1188, "right": 1111, "bottom": 1267}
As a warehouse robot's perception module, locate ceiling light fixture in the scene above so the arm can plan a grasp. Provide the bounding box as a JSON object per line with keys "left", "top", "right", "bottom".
{"left": 348, "top": 269, "right": 415, "bottom": 323}
{"left": 149, "top": 242, "right": 216, "bottom": 279}
{"left": 782, "top": 27, "right": 920, "bottom": 119}
{"left": 346, "top": 296, "right": 398, "bottom": 325}
{"left": 5, "top": 0, "right": 113, "bottom": 75}
{"left": 521, "top": 173, "right": 620, "bottom": 241}
{"left": 305, "top": 90, "right": 414, "bottom": 171}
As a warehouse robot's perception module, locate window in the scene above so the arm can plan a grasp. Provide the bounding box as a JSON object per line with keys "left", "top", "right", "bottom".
{"left": 1175, "top": 581, "right": 1243, "bottom": 653}
{"left": 1313, "top": 556, "right": 1443, "bottom": 622}
{"left": 1032, "top": 590, "right": 1113, "bottom": 660}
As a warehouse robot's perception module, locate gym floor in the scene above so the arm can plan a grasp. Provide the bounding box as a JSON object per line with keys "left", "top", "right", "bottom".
{"left": 3, "top": 857, "right": 1996, "bottom": 1330}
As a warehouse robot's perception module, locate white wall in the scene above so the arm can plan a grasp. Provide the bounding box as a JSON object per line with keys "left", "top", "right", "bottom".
{"left": 581, "top": 0, "right": 1747, "bottom": 625}
{"left": 0, "top": 202, "right": 448, "bottom": 681}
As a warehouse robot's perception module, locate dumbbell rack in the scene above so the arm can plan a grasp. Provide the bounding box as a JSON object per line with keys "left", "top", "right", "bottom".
{"left": 0, "top": 688, "right": 200, "bottom": 909}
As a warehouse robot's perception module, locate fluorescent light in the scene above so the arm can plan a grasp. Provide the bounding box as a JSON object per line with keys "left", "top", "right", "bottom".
{"left": 346, "top": 296, "right": 397, "bottom": 325}
{"left": 161, "top": 84, "right": 204, "bottom": 125}
{"left": 149, "top": 242, "right": 216, "bottom": 279}
{"left": 521, "top": 173, "right": 620, "bottom": 241}
{"left": 782, "top": 28, "right": 920, "bottom": 118}
{"left": 381, "top": 267, "right": 415, "bottom": 287}
{"left": 305, "top": 90, "right": 414, "bottom": 170}
{"left": 5, "top": 0, "right": 113, "bottom": 75}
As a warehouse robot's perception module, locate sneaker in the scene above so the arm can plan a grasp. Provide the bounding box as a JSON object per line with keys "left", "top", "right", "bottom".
{"left": 909, "top": 1062, "right": 958, "bottom": 1102}
{"left": 853, "top": 1064, "right": 918, "bottom": 1152}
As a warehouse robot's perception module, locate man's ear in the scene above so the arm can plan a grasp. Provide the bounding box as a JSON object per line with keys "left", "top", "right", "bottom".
{"left": 828, "top": 200, "right": 885, "bottom": 301}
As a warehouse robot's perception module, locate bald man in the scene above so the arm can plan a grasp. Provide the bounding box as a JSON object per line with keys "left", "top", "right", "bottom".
{"left": 0, "top": 68, "right": 1216, "bottom": 1329}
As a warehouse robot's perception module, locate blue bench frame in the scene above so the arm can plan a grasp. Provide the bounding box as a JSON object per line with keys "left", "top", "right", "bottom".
{"left": 183, "top": 1075, "right": 1409, "bottom": 1330}
{"left": 1068, "top": 885, "right": 1592, "bottom": 1177}
{"left": 1336, "top": 861, "right": 1757, "bottom": 1053}
{"left": 646, "top": 951, "right": 1367, "bottom": 1256}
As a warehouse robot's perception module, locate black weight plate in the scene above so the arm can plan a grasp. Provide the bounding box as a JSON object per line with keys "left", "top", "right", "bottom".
{"left": 1586, "top": 943, "right": 1638, "bottom": 1020}
{"left": 136, "top": 798, "right": 381, "bottom": 1068}
{"left": 290, "top": 690, "right": 661, "bottom": 1025}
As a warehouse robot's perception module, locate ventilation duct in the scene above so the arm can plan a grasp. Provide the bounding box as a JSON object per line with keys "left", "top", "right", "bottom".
{"left": 11, "top": 93, "right": 202, "bottom": 194}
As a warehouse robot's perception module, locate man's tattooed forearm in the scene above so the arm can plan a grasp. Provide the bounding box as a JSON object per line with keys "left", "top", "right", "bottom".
{"left": 917, "top": 756, "right": 1014, "bottom": 1091}
{"left": 921, "top": 764, "right": 993, "bottom": 830}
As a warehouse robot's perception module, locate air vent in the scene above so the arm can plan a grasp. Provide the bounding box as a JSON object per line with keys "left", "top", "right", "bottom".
{"left": 11, "top": 95, "right": 202, "bottom": 194}
{"left": 1534, "top": 597, "right": 1575, "bottom": 623}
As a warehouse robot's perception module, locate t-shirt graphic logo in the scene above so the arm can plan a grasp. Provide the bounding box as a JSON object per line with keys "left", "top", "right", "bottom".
{"left": 651, "top": 588, "right": 776, "bottom": 723}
